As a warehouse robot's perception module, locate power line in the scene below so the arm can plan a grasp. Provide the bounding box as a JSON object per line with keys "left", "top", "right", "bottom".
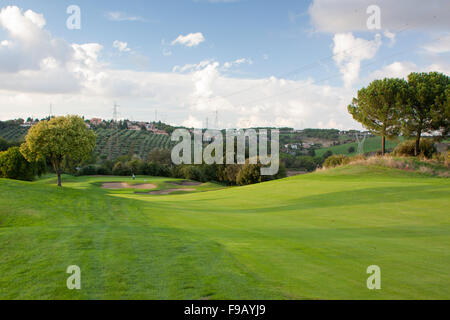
{"left": 202, "top": 23, "right": 416, "bottom": 105}
{"left": 232, "top": 34, "right": 446, "bottom": 108}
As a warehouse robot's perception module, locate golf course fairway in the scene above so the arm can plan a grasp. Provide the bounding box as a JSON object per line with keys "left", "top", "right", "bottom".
{"left": 0, "top": 165, "right": 449, "bottom": 300}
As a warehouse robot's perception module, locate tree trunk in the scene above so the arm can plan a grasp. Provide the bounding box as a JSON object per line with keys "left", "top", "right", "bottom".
{"left": 57, "top": 171, "right": 62, "bottom": 187}
{"left": 52, "top": 159, "right": 62, "bottom": 187}
{"left": 381, "top": 136, "right": 386, "bottom": 156}
{"left": 414, "top": 130, "right": 422, "bottom": 157}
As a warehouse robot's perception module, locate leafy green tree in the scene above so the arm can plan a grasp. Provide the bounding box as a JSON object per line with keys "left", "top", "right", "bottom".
{"left": 20, "top": 115, "right": 96, "bottom": 186}
{"left": 348, "top": 78, "right": 408, "bottom": 155}
{"left": 402, "top": 72, "right": 450, "bottom": 156}
{"left": 0, "top": 147, "right": 44, "bottom": 181}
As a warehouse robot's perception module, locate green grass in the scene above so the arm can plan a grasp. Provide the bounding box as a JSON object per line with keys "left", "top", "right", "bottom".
{"left": 0, "top": 165, "right": 449, "bottom": 299}
{"left": 315, "top": 136, "right": 401, "bottom": 157}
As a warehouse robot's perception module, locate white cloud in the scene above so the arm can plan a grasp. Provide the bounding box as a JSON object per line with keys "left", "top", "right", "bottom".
{"left": 5, "top": 5, "right": 439, "bottom": 130}
{"left": 367, "top": 61, "right": 418, "bottom": 81}
{"left": 333, "top": 33, "right": 382, "bottom": 88}
{"left": 106, "top": 12, "right": 145, "bottom": 22}
{"left": 367, "top": 60, "right": 450, "bottom": 82}
{"left": 171, "top": 32, "right": 205, "bottom": 47}
{"left": 309, "top": 0, "right": 450, "bottom": 33}
{"left": 113, "top": 40, "right": 131, "bottom": 52}
{"left": 423, "top": 34, "right": 450, "bottom": 54}
{"left": 383, "top": 30, "right": 396, "bottom": 46}
{"left": 182, "top": 115, "right": 203, "bottom": 128}
{"left": 0, "top": 6, "right": 73, "bottom": 73}
{"left": 223, "top": 58, "right": 253, "bottom": 69}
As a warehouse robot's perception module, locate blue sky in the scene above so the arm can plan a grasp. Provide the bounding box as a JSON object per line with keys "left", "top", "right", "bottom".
{"left": 0, "top": 0, "right": 449, "bottom": 128}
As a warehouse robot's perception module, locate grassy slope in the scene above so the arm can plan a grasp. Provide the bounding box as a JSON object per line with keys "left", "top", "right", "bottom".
{"left": 315, "top": 136, "right": 401, "bottom": 157}
{"left": 0, "top": 166, "right": 449, "bottom": 300}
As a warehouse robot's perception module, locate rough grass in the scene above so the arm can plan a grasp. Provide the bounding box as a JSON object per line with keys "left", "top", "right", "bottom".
{"left": 0, "top": 166, "right": 449, "bottom": 300}
{"left": 315, "top": 136, "right": 401, "bottom": 157}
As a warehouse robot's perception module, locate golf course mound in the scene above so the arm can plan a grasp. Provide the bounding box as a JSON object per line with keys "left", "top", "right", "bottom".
{"left": 0, "top": 164, "right": 449, "bottom": 299}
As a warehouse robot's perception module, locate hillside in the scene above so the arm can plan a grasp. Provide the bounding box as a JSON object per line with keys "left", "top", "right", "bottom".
{"left": 94, "top": 128, "right": 173, "bottom": 160}
{"left": 0, "top": 125, "right": 28, "bottom": 142}
{"left": 0, "top": 125, "right": 173, "bottom": 160}
{"left": 0, "top": 165, "right": 449, "bottom": 299}
{"left": 315, "top": 136, "right": 401, "bottom": 157}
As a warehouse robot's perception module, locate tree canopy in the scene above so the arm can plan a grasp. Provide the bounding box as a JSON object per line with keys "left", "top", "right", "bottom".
{"left": 348, "top": 78, "right": 408, "bottom": 155}
{"left": 402, "top": 72, "right": 449, "bottom": 155}
{"left": 20, "top": 115, "right": 96, "bottom": 186}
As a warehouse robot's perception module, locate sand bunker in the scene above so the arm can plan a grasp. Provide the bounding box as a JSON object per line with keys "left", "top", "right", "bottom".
{"left": 145, "top": 188, "right": 195, "bottom": 195}
{"left": 169, "top": 180, "right": 202, "bottom": 186}
{"left": 101, "top": 182, "right": 157, "bottom": 190}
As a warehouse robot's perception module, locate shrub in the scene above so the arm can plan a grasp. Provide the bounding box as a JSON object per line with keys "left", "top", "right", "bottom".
{"left": 323, "top": 155, "right": 350, "bottom": 168}
{"left": 348, "top": 146, "right": 355, "bottom": 153}
{"left": 322, "top": 150, "right": 333, "bottom": 160}
{"left": 97, "top": 165, "right": 112, "bottom": 175}
{"left": 294, "top": 156, "right": 316, "bottom": 172}
{"left": 0, "top": 147, "right": 41, "bottom": 181}
{"left": 393, "top": 139, "right": 436, "bottom": 158}
{"left": 112, "top": 162, "right": 132, "bottom": 176}
{"left": 78, "top": 164, "right": 99, "bottom": 176}
{"left": 236, "top": 163, "right": 262, "bottom": 186}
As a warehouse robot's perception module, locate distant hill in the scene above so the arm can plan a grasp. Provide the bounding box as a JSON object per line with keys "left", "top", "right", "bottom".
{"left": 0, "top": 123, "right": 173, "bottom": 160}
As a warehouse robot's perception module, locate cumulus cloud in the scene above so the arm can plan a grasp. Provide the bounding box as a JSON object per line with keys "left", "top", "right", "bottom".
{"left": 367, "top": 61, "right": 418, "bottom": 81}
{"left": 309, "top": 0, "right": 450, "bottom": 33}
{"left": 0, "top": 6, "right": 73, "bottom": 73}
{"left": 367, "top": 60, "right": 450, "bottom": 83}
{"left": 333, "top": 33, "right": 382, "bottom": 88}
{"left": 113, "top": 40, "right": 131, "bottom": 52}
{"left": 0, "top": 5, "right": 378, "bottom": 130}
{"left": 171, "top": 32, "right": 205, "bottom": 47}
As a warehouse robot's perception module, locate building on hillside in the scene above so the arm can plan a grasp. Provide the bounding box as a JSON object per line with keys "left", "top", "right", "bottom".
{"left": 128, "top": 125, "right": 141, "bottom": 131}
{"left": 151, "top": 129, "right": 169, "bottom": 135}
{"left": 90, "top": 118, "right": 102, "bottom": 126}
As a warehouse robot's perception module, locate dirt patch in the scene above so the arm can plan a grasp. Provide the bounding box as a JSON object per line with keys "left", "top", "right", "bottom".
{"left": 169, "top": 180, "right": 202, "bottom": 186}
{"left": 145, "top": 188, "right": 195, "bottom": 195}
{"left": 101, "top": 182, "right": 157, "bottom": 190}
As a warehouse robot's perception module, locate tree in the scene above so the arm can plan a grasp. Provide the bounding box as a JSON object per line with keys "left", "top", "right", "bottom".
{"left": 147, "top": 148, "right": 172, "bottom": 165}
{"left": 348, "top": 78, "right": 408, "bottom": 155}
{"left": 20, "top": 115, "right": 96, "bottom": 187}
{"left": 402, "top": 72, "right": 450, "bottom": 156}
{"left": 0, "top": 147, "right": 44, "bottom": 181}
{"left": 236, "top": 162, "right": 261, "bottom": 185}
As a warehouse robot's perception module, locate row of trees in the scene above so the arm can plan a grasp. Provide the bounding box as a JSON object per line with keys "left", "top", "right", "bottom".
{"left": 348, "top": 72, "right": 449, "bottom": 156}
{"left": 79, "top": 150, "right": 287, "bottom": 186}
